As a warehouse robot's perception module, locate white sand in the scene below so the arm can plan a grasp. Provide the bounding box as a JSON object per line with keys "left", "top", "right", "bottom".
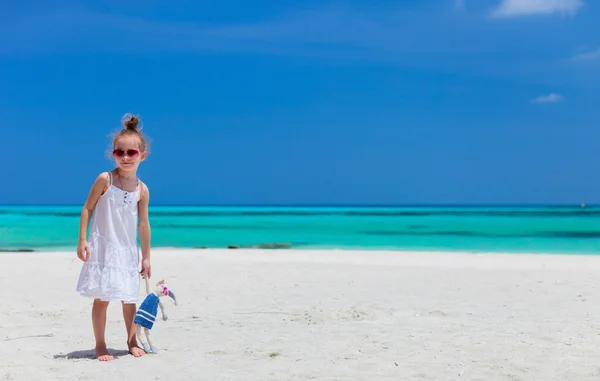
{"left": 2, "top": 249, "right": 600, "bottom": 380}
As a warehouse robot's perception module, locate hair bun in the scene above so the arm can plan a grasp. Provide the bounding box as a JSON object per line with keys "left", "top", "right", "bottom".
{"left": 122, "top": 114, "right": 139, "bottom": 130}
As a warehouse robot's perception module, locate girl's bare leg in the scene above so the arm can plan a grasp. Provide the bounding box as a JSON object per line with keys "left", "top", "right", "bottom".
{"left": 92, "top": 299, "right": 113, "bottom": 361}
{"left": 121, "top": 301, "right": 146, "bottom": 357}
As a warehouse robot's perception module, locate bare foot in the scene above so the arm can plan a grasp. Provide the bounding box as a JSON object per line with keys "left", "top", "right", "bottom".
{"left": 128, "top": 344, "right": 146, "bottom": 357}
{"left": 95, "top": 344, "right": 114, "bottom": 362}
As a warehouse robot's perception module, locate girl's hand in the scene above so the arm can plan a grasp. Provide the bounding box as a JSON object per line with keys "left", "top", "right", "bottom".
{"left": 77, "top": 240, "right": 90, "bottom": 262}
{"left": 141, "top": 258, "right": 151, "bottom": 279}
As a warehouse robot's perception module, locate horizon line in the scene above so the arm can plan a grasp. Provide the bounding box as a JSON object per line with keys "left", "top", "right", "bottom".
{"left": 0, "top": 203, "right": 594, "bottom": 208}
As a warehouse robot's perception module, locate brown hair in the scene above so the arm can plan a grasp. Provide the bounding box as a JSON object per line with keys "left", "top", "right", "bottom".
{"left": 113, "top": 113, "right": 149, "bottom": 153}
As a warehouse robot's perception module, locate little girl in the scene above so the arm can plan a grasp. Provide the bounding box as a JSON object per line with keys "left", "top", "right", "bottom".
{"left": 75, "top": 114, "right": 151, "bottom": 361}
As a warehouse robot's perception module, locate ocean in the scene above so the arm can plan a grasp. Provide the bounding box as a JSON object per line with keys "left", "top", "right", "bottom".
{"left": 1, "top": 205, "right": 600, "bottom": 254}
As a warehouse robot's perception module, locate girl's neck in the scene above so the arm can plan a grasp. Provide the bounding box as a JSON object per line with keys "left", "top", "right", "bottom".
{"left": 115, "top": 168, "right": 137, "bottom": 180}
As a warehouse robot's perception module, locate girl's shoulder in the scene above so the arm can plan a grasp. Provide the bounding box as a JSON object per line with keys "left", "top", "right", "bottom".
{"left": 91, "top": 171, "right": 111, "bottom": 187}
{"left": 98, "top": 171, "right": 111, "bottom": 182}
{"left": 138, "top": 179, "right": 150, "bottom": 198}
{"left": 138, "top": 179, "right": 149, "bottom": 191}
{"left": 94, "top": 172, "right": 112, "bottom": 194}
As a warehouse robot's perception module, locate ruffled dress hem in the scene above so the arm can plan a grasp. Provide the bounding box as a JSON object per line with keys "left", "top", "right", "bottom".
{"left": 76, "top": 261, "right": 140, "bottom": 304}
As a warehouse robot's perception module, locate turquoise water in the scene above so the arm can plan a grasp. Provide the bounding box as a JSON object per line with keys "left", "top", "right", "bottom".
{"left": 1, "top": 205, "right": 600, "bottom": 254}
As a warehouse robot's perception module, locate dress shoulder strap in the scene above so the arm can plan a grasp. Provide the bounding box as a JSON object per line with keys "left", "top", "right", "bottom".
{"left": 108, "top": 171, "right": 113, "bottom": 186}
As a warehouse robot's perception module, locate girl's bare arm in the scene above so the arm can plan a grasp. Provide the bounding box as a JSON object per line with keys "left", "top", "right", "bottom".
{"left": 77, "top": 172, "right": 109, "bottom": 261}
{"left": 138, "top": 183, "right": 151, "bottom": 278}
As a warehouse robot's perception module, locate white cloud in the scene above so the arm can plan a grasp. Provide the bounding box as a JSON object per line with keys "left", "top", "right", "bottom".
{"left": 571, "top": 48, "right": 600, "bottom": 61}
{"left": 532, "top": 93, "right": 564, "bottom": 103}
{"left": 492, "top": 0, "right": 583, "bottom": 17}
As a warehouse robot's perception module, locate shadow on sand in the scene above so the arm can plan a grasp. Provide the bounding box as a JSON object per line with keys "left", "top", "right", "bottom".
{"left": 54, "top": 348, "right": 130, "bottom": 360}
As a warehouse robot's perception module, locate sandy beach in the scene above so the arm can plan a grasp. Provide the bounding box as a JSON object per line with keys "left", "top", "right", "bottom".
{"left": 2, "top": 248, "right": 600, "bottom": 380}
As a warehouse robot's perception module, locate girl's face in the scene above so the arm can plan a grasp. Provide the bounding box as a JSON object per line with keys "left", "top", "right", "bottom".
{"left": 113, "top": 136, "right": 146, "bottom": 173}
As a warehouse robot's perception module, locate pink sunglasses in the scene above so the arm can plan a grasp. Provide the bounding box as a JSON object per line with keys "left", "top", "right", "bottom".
{"left": 113, "top": 149, "right": 139, "bottom": 158}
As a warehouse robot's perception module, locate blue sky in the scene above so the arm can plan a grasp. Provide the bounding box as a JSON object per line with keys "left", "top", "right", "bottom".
{"left": 1, "top": 0, "right": 599, "bottom": 205}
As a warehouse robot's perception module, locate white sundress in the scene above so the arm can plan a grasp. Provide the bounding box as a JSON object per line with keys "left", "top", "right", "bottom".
{"left": 76, "top": 172, "right": 141, "bottom": 304}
